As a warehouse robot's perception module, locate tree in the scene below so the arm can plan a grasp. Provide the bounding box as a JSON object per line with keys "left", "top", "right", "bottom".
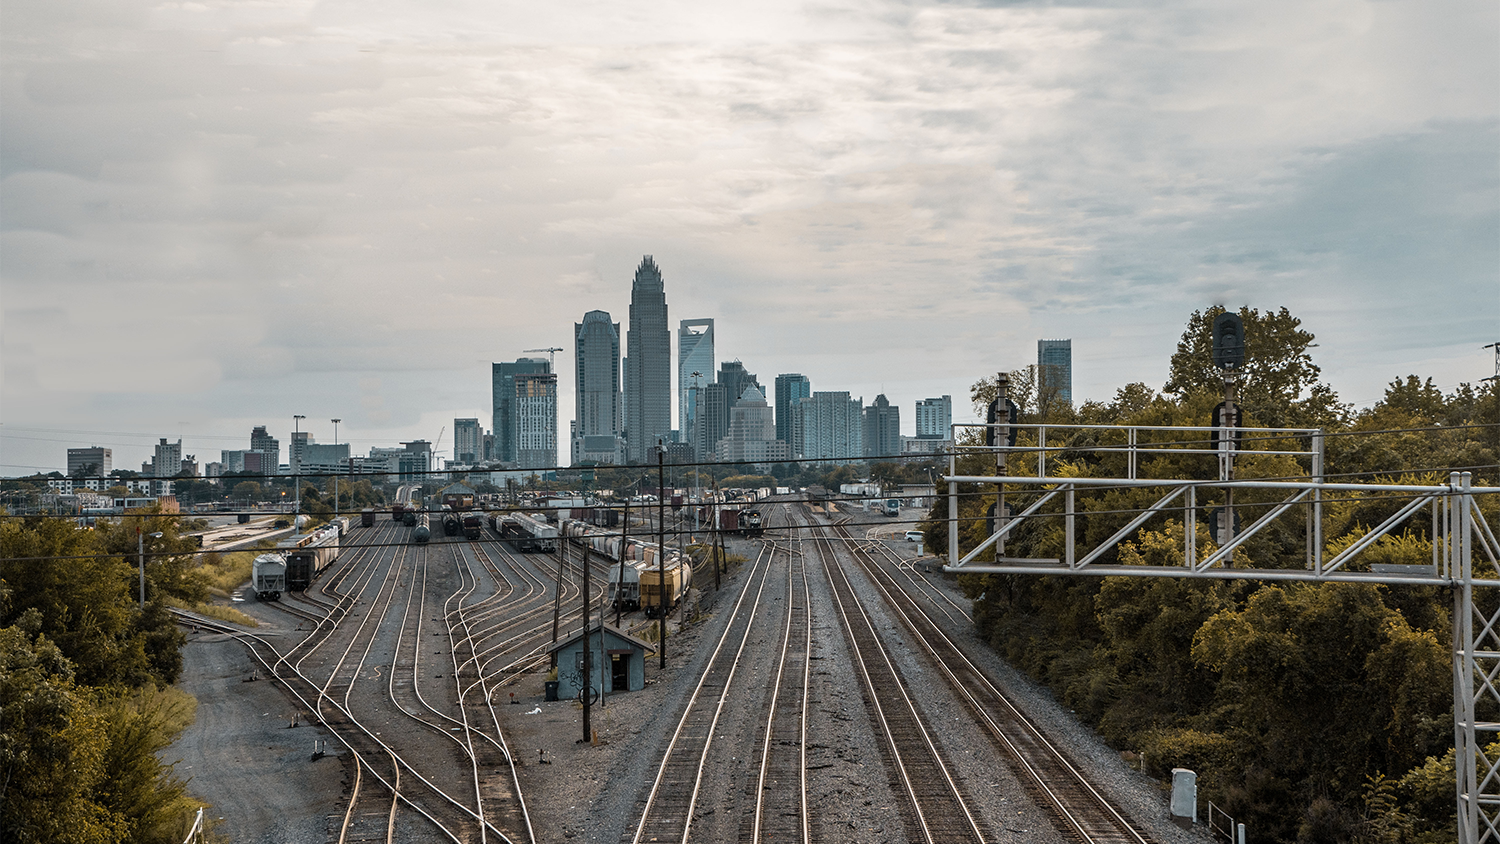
{"left": 1164, "top": 306, "right": 1346, "bottom": 428}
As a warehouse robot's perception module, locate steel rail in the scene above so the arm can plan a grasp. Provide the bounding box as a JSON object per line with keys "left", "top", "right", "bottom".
{"left": 629, "top": 540, "right": 779, "bottom": 844}
{"left": 809, "top": 520, "right": 985, "bottom": 844}
{"left": 832, "top": 520, "right": 1154, "bottom": 844}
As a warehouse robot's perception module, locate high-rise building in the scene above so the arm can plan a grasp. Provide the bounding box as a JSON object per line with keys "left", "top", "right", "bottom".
{"left": 1038, "top": 338, "right": 1073, "bottom": 407}
{"left": 678, "top": 319, "right": 714, "bottom": 437}
{"left": 514, "top": 372, "right": 558, "bottom": 470}
{"left": 693, "top": 361, "right": 761, "bottom": 461}
{"left": 717, "top": 386, "right": 791, "bottom": 468}
{"left": 289, "top": 431, "right": 310, "bottom": 473}
{"left": 453, "top": 418, "right": 483, "bottom": 464}
{"left": 623, "top": 256, "right": 671, "bottom": 463}
{"left": 915, "top": 395, "right": 952, "bottom": 439}
{"left": 153, "top": 439, "right": 182, "bottom": 479}
{"left": 863, "top": 394, "right": 901, "bottom": 459}
{"left": 67, "top": 446, "right": 112, "bottom": 478}
{"left": 250, "top": 426, "right": 280, "bottom": 470}
{"left": 774, "top": 374, "right": 811, "bottom": 446}
{"left": 493, "top": 358, "right": 550, "bottom": 464}
{"left": 574, "top": 310, "right": 623, "bottom": 465}
{"left": 792, "top": 392, "right": 864, "bottom": 462}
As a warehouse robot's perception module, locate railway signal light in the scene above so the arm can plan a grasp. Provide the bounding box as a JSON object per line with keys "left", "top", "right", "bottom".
{"left": 1211, "top": 402, "right": 1242, "bottom": 450}
{"left": 984, "top": 398, "right": 1019, "bottom": 447}
{"left": 1212, "top": 312, "right": 1245, "bottom": 371}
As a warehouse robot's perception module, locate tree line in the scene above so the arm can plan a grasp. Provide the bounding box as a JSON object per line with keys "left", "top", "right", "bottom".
{"left": 930, "top": 307, "right": 1497, "bottom": 843}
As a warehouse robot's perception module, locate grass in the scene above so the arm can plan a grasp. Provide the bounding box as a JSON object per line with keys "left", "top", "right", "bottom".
{"left": 163, "top": 595, "right": 259, "bottom": 628}
{"left": 195, "top": 547, "right": 263, "bottom": 596}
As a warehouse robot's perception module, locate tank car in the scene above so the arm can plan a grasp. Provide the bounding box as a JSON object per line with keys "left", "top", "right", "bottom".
{"left": 413, "top": 513, "right": 431, "bottom": 543}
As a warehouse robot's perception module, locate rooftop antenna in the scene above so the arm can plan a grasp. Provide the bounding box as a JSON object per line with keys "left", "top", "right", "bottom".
{"left": 524, "top": 347, "right": 565, "bottom": 368}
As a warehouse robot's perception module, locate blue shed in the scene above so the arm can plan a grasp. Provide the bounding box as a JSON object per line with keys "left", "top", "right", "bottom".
{"left": 547, "top": 622, "right": 655, "bottom": 700}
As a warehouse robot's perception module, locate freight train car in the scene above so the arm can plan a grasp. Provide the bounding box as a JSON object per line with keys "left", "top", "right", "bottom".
{"left": 560, "top": 519, "right": 692, "bottom": 615}
{"left": 361, "top": 508, "right": 376, "bottom": 527}
{"left": 502, "top": 513, "right": 558, "bottom": 552}
{"left": 413, "top": 513, "right": 431, "bottom": 543}
{"left": 252, "top": 553, "right": 287, "bottom": 601}
{"left": 443, "top": 512, "right": 460, "bottom": 536}
{"left": 640, "top": 562, "right": 691, "bottom": 618}
{"left": 280, "top": 524, "right": 340, "bottom": 591}
{"left": 461, "top": 513, "right": 482, "bottom": 540}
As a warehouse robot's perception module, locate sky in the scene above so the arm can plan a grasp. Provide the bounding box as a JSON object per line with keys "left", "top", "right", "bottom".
{"left": 2, "top": 0, "right": 1496, "bottom": 475}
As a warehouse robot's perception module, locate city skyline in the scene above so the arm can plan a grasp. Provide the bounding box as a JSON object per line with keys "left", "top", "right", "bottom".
{"left": 3, "top": 1, "right": 1495, "bottom": 475}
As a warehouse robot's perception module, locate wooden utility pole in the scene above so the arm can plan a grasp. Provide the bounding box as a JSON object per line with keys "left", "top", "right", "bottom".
{"left": 657, "top": 441, "right": 667, "bottom": 670}
{"left": 581, "top": 541, "right": 593, "bottom": 742}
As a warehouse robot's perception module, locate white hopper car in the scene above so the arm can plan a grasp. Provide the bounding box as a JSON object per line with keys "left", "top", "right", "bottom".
{"left": 252, "top": 553, "right": 287, "bottom": 601}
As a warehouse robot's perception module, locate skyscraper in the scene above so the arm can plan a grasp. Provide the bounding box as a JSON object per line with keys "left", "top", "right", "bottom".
{"left": 153, "top": 438, "right": 182, "bottom": 479}
{"left": 678, "top": 319, "right": 714, "bottom": 438}
{"left": 493, "top": 358, "right": 550, "bottom": 464}
{"left": 717, "top": 386, "right": 791, "bottom": 467}
{"left": 453, "top": 418, "right": 483, "bottom": 464}
{"left": 623, "top": 256, "right": 670, "bottom": 463}
{"left": 694, "top": 361, "right": 760, "bottom": 460}
{"left": 575, "top": 310, "right": 623, "bottom": 465}
{"left": 793, "top": 392, "right": 864, "bottom": 462}
{"left": 514, "top": 373, "right": 558, "bottom": 470}
{"left": 774, "top": 374, "right": 811, "bottom": 446}
{"left": 863, "top": 394, "right": 901, "bottom": 459}
{"left": 1038, "top": 339, "right": 1073, "bottom": 407}
{"left": 915, "top": 395, "right": 952, "bottom": 439}
{"left": 250, "top": 426, "right": 280, "bottom": 470}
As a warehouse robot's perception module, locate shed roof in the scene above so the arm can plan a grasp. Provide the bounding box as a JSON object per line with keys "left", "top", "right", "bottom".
{"left": 545, "top": 621, "right": 656, "bottom": 655}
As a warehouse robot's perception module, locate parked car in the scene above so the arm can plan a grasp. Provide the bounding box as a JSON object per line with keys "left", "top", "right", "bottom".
{"left": 904, "top": 530, "right": 924, "bottom": 542}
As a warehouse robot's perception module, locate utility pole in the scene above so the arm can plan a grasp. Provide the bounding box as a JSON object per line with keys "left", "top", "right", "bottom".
{"left": 331, "top": 418, "right": 341, "bottom": 519}
{"left": 293, "top": 415, "right": 305, "bottom": 516}
{"left": 581, "top": 539, "right": 592, "bottom": 742}
{"left": 617, "top": 492, "right": 628, "bottom": 628}
{"left": 657, "top": 441, "right": 667, "bottom": 669}
{"left": 552, "top": 531, "right": 564, "bottom": 645}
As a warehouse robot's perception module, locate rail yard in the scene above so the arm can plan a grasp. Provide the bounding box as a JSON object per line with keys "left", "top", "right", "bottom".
{"left": 168, "top": 495, "right": 1205, "bottom": 844}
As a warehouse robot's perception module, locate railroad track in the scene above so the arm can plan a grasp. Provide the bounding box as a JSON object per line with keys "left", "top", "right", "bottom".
{"left": 628, "top": 538, "right": 780, "bottom": 844}
{"left": 743, "top": 506, "right": 811, "bottom": 844}
{"left": 829, "top": 520, "right": 1155, "bottom": 844}
{"left": 807, "top": 515, "right": 987, "bottom": 844}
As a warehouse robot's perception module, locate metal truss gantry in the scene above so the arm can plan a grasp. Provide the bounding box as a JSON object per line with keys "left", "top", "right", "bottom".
{"left": 939, "top": 421, "right": 1500, "bottom": 842}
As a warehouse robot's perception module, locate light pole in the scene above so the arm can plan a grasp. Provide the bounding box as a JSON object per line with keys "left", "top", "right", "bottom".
{"left": 293, "top": 415, "right": 305, "bottom": 515}
{"left": 657, "top": 440, "right": 667, "bottom": 669}
{"left": 138, "top": 528, "right": 163, "bottom": 609}
{"left": 331, "top": 418, "right": 341, "bottom": 518}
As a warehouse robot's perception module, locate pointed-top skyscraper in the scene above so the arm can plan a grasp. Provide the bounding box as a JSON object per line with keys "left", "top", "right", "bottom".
{"left": 623, "top": 256, "right": 671, "bottom": 463}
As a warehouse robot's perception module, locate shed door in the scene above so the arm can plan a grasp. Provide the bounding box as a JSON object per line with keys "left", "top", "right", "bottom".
{"left": 611, "top": 654, "right": 629, "bottom": 692}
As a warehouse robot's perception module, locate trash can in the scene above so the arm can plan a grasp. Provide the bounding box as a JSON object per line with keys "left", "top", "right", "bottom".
{"left": 544, "top": 681, "right": 559, "bottom": 702}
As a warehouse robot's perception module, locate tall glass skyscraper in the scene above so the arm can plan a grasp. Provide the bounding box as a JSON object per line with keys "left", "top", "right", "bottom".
{"left": 774, "top": 373, "right": 811, "bottom": 446}
{"left": 678, "top": 318, "right": 714, "bottom": 439}
{"left": 574, "top": 310, "right": 622, "bottom": 465}
{"left": 623, "top": 256, "right": 671, "bottom": 463}
{"left": 1037, "top": 339, "right": 1073, "bottom": 406}
{"left": 915, "top": 395, "right": 952, "bottom": 439}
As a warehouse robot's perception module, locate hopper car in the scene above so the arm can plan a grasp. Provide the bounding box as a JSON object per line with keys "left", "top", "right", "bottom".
{"left": 251, "top": 553, "right": 287, "bottom": 601}
{"left": 499, "top": 512, "right": 558, "bottom": 552}
{"left": 279, "top": 524, "right": 341, "bottom": 591}
{"left": 560, "top": 519, "right": 692, "bottom": 615}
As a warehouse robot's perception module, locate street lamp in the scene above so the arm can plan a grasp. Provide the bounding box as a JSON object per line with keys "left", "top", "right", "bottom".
{"left": 331, "top": 418, "right": 341, "bottom": 518}
{"left": 293, "top": 415, "right": 305, "bottom": 515}
{"left": 138, "top": 528, "right": 163, "bottom": 609}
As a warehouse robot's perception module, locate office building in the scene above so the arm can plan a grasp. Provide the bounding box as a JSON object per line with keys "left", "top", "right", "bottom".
{"left": 793, "top": 392, "right": 863, "bottom": 462}
{"left": 678, "top": 319, "right": 714, "bottom": 437}
{"left": 774, "top": 374, "right": 811, "bottom": 446}
{"left": 454, "top": 418, "right": 483, "bottom": 464}
{"left": 863, "top": 394, "right": 901, "bottom": 459}
{"left": 623, "top": 255, "right": 671, "bottom": 462}
{"left": 67, "top": 446, "right": 112, "bottom": 478}
{"left": 250, "top": 426, "right": 280, "bottom": 471}
{"left": 299, "top": 443, "right": 350, "bottom": 474}
{"left": 1038, "top": 338, "right": 1073, "bottom": 406}
{"left": 915, "top": 395, "right": 952, "bottom": 439}
{"left": 514, "top": 372, "right": 558, "bottom": 470}
{"left": 493, "top": 358, "right": 551, "bottom": 464}
{"left": 574, "top": 310, "right": 624, "bottom": 465}
{"left": 717, "top": 387, "right": 792, "bottom": 468}
{"left": 692, "top": 361, "right": 761, "bottom": 461}
{"left": 153, "top": 439, "right": 182, "bottom": 479}
{"left": 289, "top": 431, "right": 310, "bottom": 473}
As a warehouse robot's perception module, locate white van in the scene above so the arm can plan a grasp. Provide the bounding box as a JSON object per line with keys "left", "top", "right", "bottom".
{"left": 904, "top": 530, "right": 923, "bottom": 542}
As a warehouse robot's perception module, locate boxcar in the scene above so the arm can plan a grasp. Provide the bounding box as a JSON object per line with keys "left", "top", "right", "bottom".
{"left": 361, "top": 508, "right": 375, "bottom": 527}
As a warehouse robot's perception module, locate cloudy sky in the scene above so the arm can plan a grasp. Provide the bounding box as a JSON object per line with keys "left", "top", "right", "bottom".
{"left": 2, "top": 0, "right": 1496, "bottom": 475}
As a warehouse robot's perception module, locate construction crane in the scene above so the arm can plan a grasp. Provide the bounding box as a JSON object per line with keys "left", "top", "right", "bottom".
{"left": 524, "top": 347, "right": 564, "bottom": 368}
